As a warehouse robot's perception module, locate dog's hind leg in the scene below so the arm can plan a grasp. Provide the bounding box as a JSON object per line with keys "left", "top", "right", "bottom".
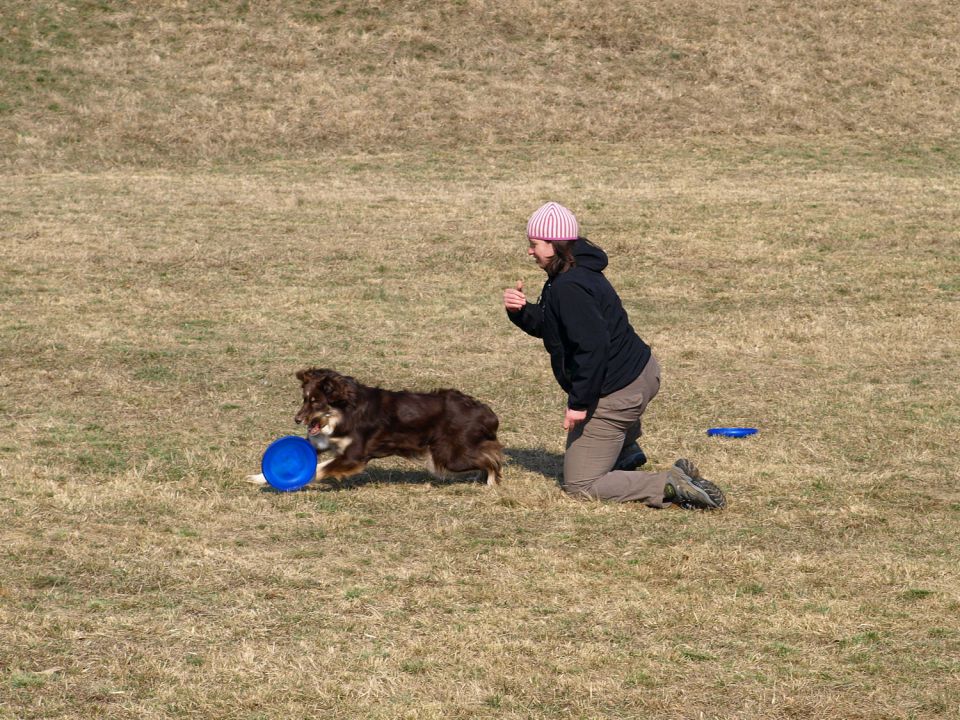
{"left": 482, "top": 460, "right": 502, "bottom": 485}
{"left": 464, "top": 443, "right": 503, "bottom": 486}
{"left": 435, "top": 446, "right": 503, "bottom": 486}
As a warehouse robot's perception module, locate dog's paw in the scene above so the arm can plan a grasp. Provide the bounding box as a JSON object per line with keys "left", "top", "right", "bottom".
{"left": 245, "top": 473, "right": 268, "bottom": 486}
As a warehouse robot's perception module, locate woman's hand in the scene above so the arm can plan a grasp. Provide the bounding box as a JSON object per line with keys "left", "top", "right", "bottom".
{"left": 503, "top": 280, "right": 526, "bottom": 312}
{"left": 563, "top": 408, "right": 587, "bottom": 430}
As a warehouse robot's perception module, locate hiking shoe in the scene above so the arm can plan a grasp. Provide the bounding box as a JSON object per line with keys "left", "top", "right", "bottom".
{"left": 613, "top": 442, "right": 647, "bottom": 471}
{"left": 664, "top": 463, "right": 726, "bottom": 510}
{"left": 672, "top": 458, "right": 727, "bottom": 508}
{"left": 674, "top": 458, "right": 702, "bottom": 480}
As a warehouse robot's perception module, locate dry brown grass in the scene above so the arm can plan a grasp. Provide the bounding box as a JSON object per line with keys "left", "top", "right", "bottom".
{"left": 2, "top": 1, "right": 959, "bottom": 168}
{"left": 2, "top": 142, "right": 959, "bottom": 719}
{"left": 2, "top": 2, "right": 960, "bottom": 718}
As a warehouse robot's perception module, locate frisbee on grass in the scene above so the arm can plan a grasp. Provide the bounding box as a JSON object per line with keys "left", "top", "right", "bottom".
{"left": 261, "top": 435, "right": 318, "bottom": 491}
{"left": 707, "top": 427, "right": 758, "bottom": 438}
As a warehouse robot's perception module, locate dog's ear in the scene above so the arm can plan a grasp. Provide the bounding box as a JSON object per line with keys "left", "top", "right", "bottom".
{"left": 296, "top": 368, "right": 321, "bottom": 385}
{"left": 322, "top": 373, "right": 359, "bottom": 407}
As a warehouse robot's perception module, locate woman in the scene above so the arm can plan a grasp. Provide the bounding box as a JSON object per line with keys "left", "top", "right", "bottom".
{"left": 503, "top": 201, "right": 726, "bottom": 510}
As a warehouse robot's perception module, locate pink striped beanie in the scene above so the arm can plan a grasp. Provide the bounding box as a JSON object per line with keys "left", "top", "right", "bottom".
{"left": 527, "top": 201, "right": 579, "bottom": 242}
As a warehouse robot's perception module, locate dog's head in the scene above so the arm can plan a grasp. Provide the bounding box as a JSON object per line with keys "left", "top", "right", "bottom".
{"left": 294, "top": 368, "right": 357, "bottom": 437}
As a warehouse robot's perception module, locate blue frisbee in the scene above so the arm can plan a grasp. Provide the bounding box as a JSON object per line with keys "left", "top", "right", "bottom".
{"left": 707, "top": 427, "right": 758, "bottom": 438}
{"left": 261, "top": 436, "right": 318, "bottom": 491}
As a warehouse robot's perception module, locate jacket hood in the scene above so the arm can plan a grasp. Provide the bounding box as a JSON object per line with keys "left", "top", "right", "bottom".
{"left": 572, "top": 240, "right": 608, "bottom": 272}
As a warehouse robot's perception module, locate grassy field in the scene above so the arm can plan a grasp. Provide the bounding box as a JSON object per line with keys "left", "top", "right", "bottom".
{"left": 3, "top": 1, "right": 959, "bottom": 167}
{"left": 2, "top": 2, "right": 960, "bottom": 719}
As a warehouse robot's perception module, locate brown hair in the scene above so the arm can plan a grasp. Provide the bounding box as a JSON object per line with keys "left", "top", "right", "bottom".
{"left": 544, "top": 237, "right": 594, "bottom": 278}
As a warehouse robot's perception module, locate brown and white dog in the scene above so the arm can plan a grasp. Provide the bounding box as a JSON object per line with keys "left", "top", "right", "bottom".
{"left": 248, "top": 368, "right": 503, "bottom": 487}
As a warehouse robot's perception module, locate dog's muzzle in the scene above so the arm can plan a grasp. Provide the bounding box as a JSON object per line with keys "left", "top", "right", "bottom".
{"left": 303, "top": 409, "right": 339, "bottom": 453}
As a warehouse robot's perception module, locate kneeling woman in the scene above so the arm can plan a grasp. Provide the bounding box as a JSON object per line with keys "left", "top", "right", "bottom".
{"left": 502, "top": 201, "right": 726, "bottom": 510}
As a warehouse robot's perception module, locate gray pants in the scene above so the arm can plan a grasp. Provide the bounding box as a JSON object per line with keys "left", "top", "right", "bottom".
{"left": 562, "top": 356, "right": 671, "bottom": 507}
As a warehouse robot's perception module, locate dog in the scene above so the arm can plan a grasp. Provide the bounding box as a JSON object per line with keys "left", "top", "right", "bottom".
{"left": 248, "top": 368, "right": 503, "bottom": 488}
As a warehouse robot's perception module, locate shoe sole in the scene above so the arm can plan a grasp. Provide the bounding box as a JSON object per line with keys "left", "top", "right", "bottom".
{"left": 692, "top": 476, "right": 727, "bottom": 509}
{"left": 665, "top": 468, "right": 725, "bottom": 510}
{"left": 673, "top": 460, "right": 727, "bottom": 509}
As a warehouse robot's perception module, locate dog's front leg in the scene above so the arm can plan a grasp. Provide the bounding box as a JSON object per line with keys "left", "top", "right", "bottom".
{"left": 315, "top": 454, "right": 368, "bottom": 482}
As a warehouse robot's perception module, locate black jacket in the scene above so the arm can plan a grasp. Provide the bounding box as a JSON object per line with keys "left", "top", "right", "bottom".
{"left": 507, "top": 240, "right": 651, "bottom": 410}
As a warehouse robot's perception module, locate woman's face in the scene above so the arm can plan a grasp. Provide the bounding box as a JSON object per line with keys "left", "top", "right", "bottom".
{"left": 527, "top": 237, "right": 556, "bottom": 270}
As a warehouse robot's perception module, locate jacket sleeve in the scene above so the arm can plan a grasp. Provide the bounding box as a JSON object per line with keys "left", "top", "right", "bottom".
{"left": 506, "top": 302, "right": 544, "bottom": 338}
{"left": 553, "top": 282, "right": 609, "bottom": 410}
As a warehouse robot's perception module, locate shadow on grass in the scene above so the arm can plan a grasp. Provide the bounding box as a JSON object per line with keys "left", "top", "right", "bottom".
{"left": 258, "top": 446, "right": 564, "bottom": 493}
{"left": 259, "top": 466, "right": 485, "bottom": 493}
{"left": 504, "top": 447, "right": 563, "bottom": 479}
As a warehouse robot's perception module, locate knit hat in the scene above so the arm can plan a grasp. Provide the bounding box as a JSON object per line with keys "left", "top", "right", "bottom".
{"left": 526, "top": 201, "right": 579, "bottom": 242}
